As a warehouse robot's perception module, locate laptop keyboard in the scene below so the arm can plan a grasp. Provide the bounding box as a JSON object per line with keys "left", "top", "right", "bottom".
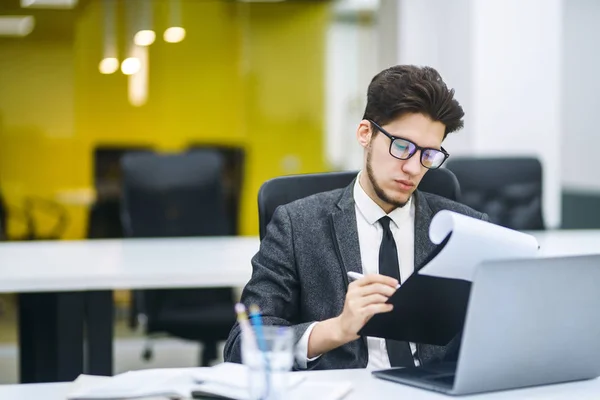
{"left": 372, "top": 362, "right": 457, "bottom": 393}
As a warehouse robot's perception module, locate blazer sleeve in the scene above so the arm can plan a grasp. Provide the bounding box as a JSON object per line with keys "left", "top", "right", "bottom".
{"left": 223, "top": 205, "right": 314, "bottom": 367}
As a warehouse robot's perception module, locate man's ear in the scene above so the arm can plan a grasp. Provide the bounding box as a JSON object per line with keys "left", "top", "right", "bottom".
{"left": 356, "top": 120, "right": 373, "bottom": 149}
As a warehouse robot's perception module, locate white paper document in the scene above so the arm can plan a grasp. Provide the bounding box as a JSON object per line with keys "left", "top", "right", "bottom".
{"left": 419, "top": 210, "right": 540, "bottom": 281}
{"left": 66, "top": 363, "right": 351, "bottom": 400}
{"left": 67, "top": 368, "right": 195, "bottom": 400}
{"left": 192, "top": 362, "right": 306, "bottom": 399}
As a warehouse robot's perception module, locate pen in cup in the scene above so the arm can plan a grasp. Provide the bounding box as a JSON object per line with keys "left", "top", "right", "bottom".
{"left": 249, "top": 304, "right": 271, "bottom": 398}
{"left": 346, "top": 271, "right": 401, "bottom": 289}
{"left": 235, "top": 303, "right": 257, "bottom": 350}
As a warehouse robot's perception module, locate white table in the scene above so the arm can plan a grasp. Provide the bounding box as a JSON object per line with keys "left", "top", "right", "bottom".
{"left": 0, "top": 237, "right": 259, "bottom": 293}
{"left": 1, "top": 229, "right": 597, "bottom": 293}
{"left": 2, "top": 369, "right": 600, "bottom": 400}
{"left": 532, "top": 229, "right": 600, "bottom": 257}
{"left": 1, "top": 230, "right": 598, "bottom": 384}
{"left": 0, "top": 237, "right": 260, "bottom": 384}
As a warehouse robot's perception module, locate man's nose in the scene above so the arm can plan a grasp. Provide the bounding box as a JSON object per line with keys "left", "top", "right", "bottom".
{"left": 401, "top": 152, "right": 423, "bottom": 176}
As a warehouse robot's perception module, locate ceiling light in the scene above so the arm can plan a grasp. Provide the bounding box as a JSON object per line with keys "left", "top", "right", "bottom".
{"left": 163, "top": 27, "right": 185, "bottom": 43}
{"left": 21, "top": 0, "right": 78, "bottom": 8}
{"left": 0, "top": 16, "right": 35, "bottom": 37}
{"left": 121, "top": 57, "right": 141, "bottom": 75}
{"left": 134, "top": 30, "right": 155, "bottom": 46}
{"left": 99, "top": 57, "right": 119, "bottom": 74}
{"left": 164, "top": 0, "right": 186, "bottom": 44}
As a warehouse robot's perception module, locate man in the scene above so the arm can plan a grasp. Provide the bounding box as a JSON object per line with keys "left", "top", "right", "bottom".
{"left": 224, "top": 65, "right": 488, "bottom": 370}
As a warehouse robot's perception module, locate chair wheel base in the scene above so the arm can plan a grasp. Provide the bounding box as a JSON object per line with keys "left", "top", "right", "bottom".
{"left": 142, "top": 347, "right": 153, "bottom": 362}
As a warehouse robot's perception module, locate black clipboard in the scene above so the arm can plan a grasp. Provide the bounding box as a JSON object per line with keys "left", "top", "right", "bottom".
{"left": 358, "top": 273, "right": 472, "bottom": 346}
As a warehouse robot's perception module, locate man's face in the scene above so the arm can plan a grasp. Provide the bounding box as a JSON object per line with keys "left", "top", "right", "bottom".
{"left": 357, "top": 113, "right": 446, "bottom": 212}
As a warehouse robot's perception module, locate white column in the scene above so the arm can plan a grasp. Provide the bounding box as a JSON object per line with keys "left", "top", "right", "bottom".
{"left": 396, "top": 0, "right": 563, "bottom": 228}
{"left": 562, "top": 0, "right": 600, "bottom": 192}
{"left": 325, "top": 0, "right": 380, "bottom": 171}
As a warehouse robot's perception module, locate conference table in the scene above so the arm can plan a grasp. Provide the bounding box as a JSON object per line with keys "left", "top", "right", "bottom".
{"left": 0, "top": 229, "right": 598, "bottom": 383}
{"left": 1, "top": 368, "right": 599, "bottom": 399}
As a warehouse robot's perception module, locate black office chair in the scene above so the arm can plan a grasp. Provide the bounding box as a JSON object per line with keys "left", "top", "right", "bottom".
{"left": 120, "top": 150, "right": 236, "bottom": 366}
{"left": 258, "top": 168, "right": 460, "bottom": 240}
{"left": 88, "top": 146, "right": 153, "bottom": 240}
{"left": 187, "top": 145, "right": 245, "bottom": 237}
{"left": 446, "top": 157, "right": 545, "bottom": 230}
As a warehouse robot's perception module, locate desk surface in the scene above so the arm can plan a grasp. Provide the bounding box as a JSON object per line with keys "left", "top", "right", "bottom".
{"left": 0, "top": 229, "right": 598, "bottom": 294}
{"left": 1, "top": 369, "right": 599, "bottom": 400}
{"left": 0, "top": 237, "right": 260, "bottom": 293}
{"left": 532, "top": 229, "right": 600, "bottom": 257}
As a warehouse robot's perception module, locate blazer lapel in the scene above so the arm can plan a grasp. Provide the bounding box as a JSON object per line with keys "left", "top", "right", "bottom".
{"left": 330, "top": 181, "right": 363, "bottom": 276}
{"left": 330, "top": 185, "right": 439, "bottom": 275}
{"left": 413, "top": 190, "right": 438, "bottom": 271}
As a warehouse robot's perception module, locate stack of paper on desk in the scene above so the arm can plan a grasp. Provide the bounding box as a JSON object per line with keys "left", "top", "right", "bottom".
{"left": 67, "top": 362, "right": 352, "bottom": 400}
{"left": 359, "top": 211, "right": 540, "bottom": 345}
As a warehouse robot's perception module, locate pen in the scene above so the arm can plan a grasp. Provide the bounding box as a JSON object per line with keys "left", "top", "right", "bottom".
{"left": 234, "top": 303, "right": 257, "bottom": 349}
{"left": 249, "top": 304, "right": 271, "bottom": 398}
{"left": 347, "top": 271, "right": 401, "bottom": 289}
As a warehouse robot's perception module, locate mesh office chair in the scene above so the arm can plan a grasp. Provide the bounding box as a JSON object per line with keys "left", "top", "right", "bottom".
{"left": 121, "top": 150, "right": 236, "bottom": 366}
{"left": 258, "top": 168, "right": 461, "bottom": 239}
{"left": 446, "top": 157, "right": 545, "bottom": 230}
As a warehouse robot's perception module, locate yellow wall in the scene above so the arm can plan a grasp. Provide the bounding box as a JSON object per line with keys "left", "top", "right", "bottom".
{"left": 0, "top": 41, "right": 88, "bottom": 239}
{"left": 237, "top": 2, "right": 329, "bottom": 234}
{"left": 0, "top": 0, "right": 329, "bottom": 239}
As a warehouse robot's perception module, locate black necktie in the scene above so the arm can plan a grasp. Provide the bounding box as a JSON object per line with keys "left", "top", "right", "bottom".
{"left": 378, "top": 216, "right": 415, "bottom": 368}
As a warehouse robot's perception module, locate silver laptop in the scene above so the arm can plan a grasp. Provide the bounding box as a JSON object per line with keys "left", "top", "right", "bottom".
{"left": 372, "top": 254, "right": 600, "bottom": 395}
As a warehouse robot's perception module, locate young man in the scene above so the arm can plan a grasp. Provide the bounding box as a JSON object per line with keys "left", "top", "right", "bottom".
{"left": 224, "top": 65, "right": 487, "bottom": 370}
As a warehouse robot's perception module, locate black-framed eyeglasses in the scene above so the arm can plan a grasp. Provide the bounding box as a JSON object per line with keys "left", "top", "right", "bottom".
{"left": 368, "top": 120, "right": 449, "bottom": 170}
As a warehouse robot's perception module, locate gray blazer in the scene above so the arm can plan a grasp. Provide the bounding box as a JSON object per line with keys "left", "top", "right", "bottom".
{"left": 224, "top": 180, "right": 488, "bottom": 370}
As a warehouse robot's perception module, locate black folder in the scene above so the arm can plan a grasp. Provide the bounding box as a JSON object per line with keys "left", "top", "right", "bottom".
{"left": 358, "top": 273, "right": 472, "bottom": 346}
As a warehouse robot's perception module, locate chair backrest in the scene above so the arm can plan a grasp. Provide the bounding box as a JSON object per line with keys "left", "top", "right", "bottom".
{"left": 120, "top": 150, "right": 234, "bottom": 316}
{"left": 121, "top": 150, "right": 232, "bottom": 238}
{"left": 257, "top": 168, "right": 461, "bottom": 240}
{"left": 446, "top": 157, "right": 545, "bottom": 230}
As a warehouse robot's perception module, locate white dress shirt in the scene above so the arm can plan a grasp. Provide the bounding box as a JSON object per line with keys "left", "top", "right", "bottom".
{"left": 296, "top": 172, "right": 419, "bottom": 369}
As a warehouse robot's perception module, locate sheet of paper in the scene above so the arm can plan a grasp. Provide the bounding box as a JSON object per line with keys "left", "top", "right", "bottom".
{"left": 67, "top": 368, "right": 196, "bottom": 400}
{"left": 192, "top": 362, "right": 305, "bottom": 389}
{"left": 67, "top": 364, "right": 348, "bottom": 400}
{"left": 193, "top": 378, "right": 352, "bottom": 400}
{"left": 419, "top": 210, "right": 540, "bottom": 281}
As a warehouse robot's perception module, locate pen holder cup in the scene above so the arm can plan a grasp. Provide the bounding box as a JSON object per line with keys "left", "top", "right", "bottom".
{"left": 241, "top": 325, "right": 295, "bottom": 400}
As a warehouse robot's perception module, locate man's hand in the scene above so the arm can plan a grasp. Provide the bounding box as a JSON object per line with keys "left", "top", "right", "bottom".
{"left": 336, "top": 274, "right": 398, "bottom": 342}
{"left": 307, "top": 274, "right": 398, "bottom": 358}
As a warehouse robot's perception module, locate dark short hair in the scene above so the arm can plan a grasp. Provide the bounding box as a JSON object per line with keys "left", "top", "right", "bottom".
{"left": 362, "top": 65, "right": 464, "bottom": 138}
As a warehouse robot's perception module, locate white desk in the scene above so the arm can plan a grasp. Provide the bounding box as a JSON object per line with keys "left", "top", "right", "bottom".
{"left": 1, "top": 230, "right": 598, "bottom": 384}
{"left": 2, "top": 369, "right": 600, "bottom": 400}
{"left": 1, "top": 229, "right": 597, "bottom": 294}
{"left": 0, "top": 237, "right": 259, "bottom": 384}
{"left": 532, "top": 230, "right": 600, "bottom": 257}
{"left": 0, "top": 237, "right": 259, "bottom": 293}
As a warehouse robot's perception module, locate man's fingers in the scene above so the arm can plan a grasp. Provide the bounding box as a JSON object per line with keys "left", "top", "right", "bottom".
{"left": 356, "top": 293, "right": 389, "bottom": 308}
{"left": 355, "top": 282, "right": 397, "bottom": 298}
{"left": 363, "top": 303, "right": 394, "bottom": 316}
{"left": 354, "top": 273, "right": 398, "bottom": 289}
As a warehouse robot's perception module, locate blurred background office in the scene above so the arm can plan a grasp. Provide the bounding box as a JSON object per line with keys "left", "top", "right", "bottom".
{"left": 0, "top": 0, "right": 598, "bottom": 383}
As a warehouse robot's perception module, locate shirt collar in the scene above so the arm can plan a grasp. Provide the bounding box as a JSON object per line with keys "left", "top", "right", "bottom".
{"left": 353, "top": 171, "right": 413, "bottom": 228}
